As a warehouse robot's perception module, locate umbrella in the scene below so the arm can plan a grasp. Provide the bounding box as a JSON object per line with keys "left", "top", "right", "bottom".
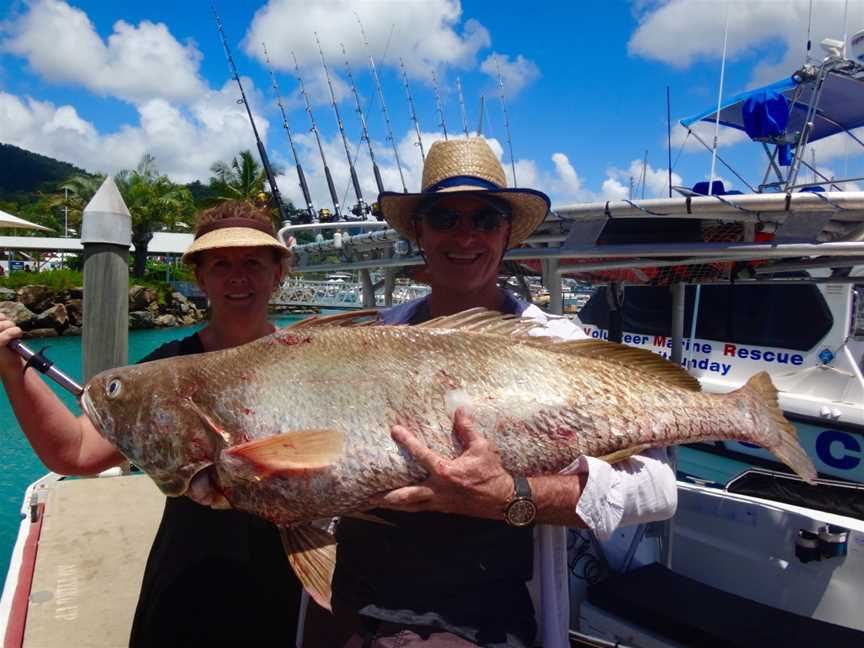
{"left": 0, "top": 209, "right": 52, "bottom": 232}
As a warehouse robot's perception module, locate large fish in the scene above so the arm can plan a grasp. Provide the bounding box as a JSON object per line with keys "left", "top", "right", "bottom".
{"left": 81, "top": 309, "right": 816, "bottom": 605}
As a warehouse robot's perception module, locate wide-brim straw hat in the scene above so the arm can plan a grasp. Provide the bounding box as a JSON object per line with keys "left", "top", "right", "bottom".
{"left": 378, "top": 137, "right": 550, "bottom": 248}
{"left": 181, "top": 217, "right": 290, "bottom": 265}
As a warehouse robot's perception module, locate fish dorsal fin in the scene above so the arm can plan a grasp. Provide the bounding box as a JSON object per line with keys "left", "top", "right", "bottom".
{"left": 280, "top": 524, "right": 336, "bottom": 611}
{"left": 284, "top": 309, "right": 379, "bottom": 330}
{"left": 416, "top": 308, "right": 535, "bottom": 336}
{"left": 539, "top": 339, "right": 701, "bottom": 392}
{"left": 224, "top": 429, "right": 345, "bottom": 477}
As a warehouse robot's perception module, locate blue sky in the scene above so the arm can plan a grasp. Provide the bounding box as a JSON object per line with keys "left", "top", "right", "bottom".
{"left": 1, "top": 0, "right": 862, "bottom": 210}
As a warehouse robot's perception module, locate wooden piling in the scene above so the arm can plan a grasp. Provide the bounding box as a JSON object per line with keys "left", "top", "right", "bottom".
{"left": 81, "top": 178, "right": 131, "bottom": 382}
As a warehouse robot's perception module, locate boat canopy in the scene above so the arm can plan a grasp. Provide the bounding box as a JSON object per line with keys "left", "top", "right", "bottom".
{"left": 680, "top": 72, "right": 864, "bottom": 143}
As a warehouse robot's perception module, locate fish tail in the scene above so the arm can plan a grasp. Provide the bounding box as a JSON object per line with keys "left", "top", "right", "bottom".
{"left": 738, "top": 371, "right": 817, "bottom": 484}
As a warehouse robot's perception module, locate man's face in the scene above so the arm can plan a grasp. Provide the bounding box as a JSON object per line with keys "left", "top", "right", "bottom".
{"left": 414, "top": 194, "right": 511, "bottom": 295}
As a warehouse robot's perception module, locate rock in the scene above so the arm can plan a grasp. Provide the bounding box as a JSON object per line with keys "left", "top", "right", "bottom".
{"left": 64, "top": 325, "right": 82, "bottom": 336}
{"left": 0, "top": 301, "right": 36, "bottom": 327}
{"left": 65, "top": 299, "right": 83, "bottom": 327}
{"left": 129, "top": 310, "right": 155, "bottom": 329}
{"left": 181, "top": 314, "right": 198, "bottom": 326}
{"left": 69, "top": 287, "right": 84, "bottom": 299}
{"left": 147, "top": 301, "right": 161, "bottom": 314}
{"left": 155, "top": 314, "right": 178, "bottom": 327}
{"left": 33, "top": 304, "right": 68, "bottom": 332}
{"left": 17, "top": 285, "right": 56, "bottom": 313}
{"left": 171, "top": 291, "right": 189, "bottom": 305}
{"left": 23, "top": 328, "right": 58, "bottom": 338}
{"left": 129, "top": 285, "right": 158, "bottom": 311}
{"left": 0, "top": 287, "right": 17, "bottom": 301}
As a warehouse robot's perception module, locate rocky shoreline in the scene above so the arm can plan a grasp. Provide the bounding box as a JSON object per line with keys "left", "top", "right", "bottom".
{"left": 0, "top": 284, "right": 207, "bottom": 338}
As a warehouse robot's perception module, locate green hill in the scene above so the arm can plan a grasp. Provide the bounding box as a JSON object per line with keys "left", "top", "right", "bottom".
{"left": 0, "top": 143, "right": 92, "bottom": 197}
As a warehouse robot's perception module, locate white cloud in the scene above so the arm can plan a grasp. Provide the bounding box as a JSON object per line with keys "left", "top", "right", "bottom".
{"left": 242, "top": 0, "right": 491, "bottom": 82}
{"left": 480, "top": 53, "right": 541, "bottom": 98}
{"left": 1, "top": 0, "right": 205, "bottom": 103}
{"left": 598, "top": 159, "right": 684, "bottom": 201}
{"left": 628, "top": 0, "right": 863, "bottom": 87}
{"left": 0, "top": 82, "right": 271, "bottom": 183}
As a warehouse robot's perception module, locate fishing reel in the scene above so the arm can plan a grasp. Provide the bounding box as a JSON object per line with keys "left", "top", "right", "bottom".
{"left": 349, "top": 201, "right": 370, "bottom": 220}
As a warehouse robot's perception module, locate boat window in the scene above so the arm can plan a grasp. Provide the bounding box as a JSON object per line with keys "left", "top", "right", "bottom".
{"left": 579, "top": 284, "right": 834, "bottom": 351}
{"left": 854, "top": 285, "right": 864, "bottom": 339}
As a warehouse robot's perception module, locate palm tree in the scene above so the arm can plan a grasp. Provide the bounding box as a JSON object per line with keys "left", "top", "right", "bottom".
{"left": 46, "top": 173, "right": 107, "bottom": 237}
{"left": 209, "top": 150, "right": 268, "bottom": 203}
{"left": 116, "top": 155, "right": 195, "bottom": 277}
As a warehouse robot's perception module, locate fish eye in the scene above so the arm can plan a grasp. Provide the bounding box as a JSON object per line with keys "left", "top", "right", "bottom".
{"left": 105, "top": 378, "right": 123, "bottom": 400}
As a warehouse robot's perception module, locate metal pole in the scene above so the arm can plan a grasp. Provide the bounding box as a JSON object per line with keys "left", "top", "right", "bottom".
{"left": 400, "top": 59, "right": 426, "bottom": 162}
{"left": 359, "top": 269, "right": 375, "bottom": 307}
{"left": 495, "top": 59, "right": 518, "bottom": 186}
{"left": 456, "top": 77, "right": 470, "bottom": 138}
{"left": 661, "top": 282, "right": 686, "bottom": 569}
{"left": 709, "top": 6, "right": 730, "bottom": 196}
{"left": 666, "top": 86, "right": 673, "bottom": 198}
{"left": 432, "top": 70, "right": 448, "bottom": 140}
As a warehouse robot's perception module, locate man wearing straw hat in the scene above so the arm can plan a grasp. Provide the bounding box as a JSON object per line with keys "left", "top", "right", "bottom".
{"left": 322, "top": 138, "right": 677, "bottom": 648}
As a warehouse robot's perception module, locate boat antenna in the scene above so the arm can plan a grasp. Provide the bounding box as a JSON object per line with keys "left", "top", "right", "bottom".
{"left": 262, "top": 42, "right": 316, "bottom": 224}
{"left": 292, "top": 50, "right": 341, "bottom": 220}
{"left": 341, "top": 42, "right": 386, "bottom": 196}
{"left": 666, "top": 86, "right": 673, "bottom": 198}
{"left": 456, "top": 76, "right": 470, "bottom": 138}
{"left": 708, "top": 4, "right": 730, "bottom": 196}
{"left": 399, "top": 58, "right": 426, "bottom": 162}
{"left": 495, "top": 58, "right": 518, "bottom": 186}
{"left": 640, "top": 149, "right": 649, "bottom": 199}
{"left": 805, "top": 0, "right": 814, "bottom": 63}
{"left": 356, "top": 14, "right": 408, "bottom": 192}
{"left": 315, "top": 33, "right": 366, "bottom": 219}
{"left": 842, "top": 0, "right": 850, "bottom": 59}
{"left": 431, "top": 70, "right": 448, "bottom": 140}
{"left": 212, "top": 6, "right": 288, "bottom": 224}
{"left": 476, "top": 95, "right": 485, "bottom": 136}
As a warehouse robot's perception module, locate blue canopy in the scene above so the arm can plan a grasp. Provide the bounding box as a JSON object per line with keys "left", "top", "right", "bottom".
{"left": 680, "top": 72, "right": 864, "bottom": 143}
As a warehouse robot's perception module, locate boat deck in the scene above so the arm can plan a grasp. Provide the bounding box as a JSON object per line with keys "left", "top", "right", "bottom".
{"left": 16, "top": 475, "right": 163, "bottom": 648}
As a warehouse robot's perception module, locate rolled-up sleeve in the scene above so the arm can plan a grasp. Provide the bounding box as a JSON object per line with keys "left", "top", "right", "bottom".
{"left": 561, "top": 447, "right": 677, "bottom": 540}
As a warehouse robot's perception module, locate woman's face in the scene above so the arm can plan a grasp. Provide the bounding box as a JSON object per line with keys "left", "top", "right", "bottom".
{"left": 194, "top": 246, "right": 283, "bottom": 321}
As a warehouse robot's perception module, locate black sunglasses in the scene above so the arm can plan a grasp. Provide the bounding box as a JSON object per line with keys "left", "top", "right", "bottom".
{"left": 418, "top": 207, "right": 511, "bottom": 233}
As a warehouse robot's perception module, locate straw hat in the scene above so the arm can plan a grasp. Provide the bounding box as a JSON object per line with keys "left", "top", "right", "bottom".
{"left": 378, "top": 137, "right": 550, "bottom": 247}
{"left": 181, "top": 217, "right": 290, "bottom": 264}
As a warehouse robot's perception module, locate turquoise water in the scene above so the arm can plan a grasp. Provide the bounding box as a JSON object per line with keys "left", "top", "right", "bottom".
{"left": 0, "top": 316, "right": 305, "bottom": 590}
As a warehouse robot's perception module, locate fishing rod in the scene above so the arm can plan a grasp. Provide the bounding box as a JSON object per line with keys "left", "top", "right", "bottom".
{"left": 212, "top": 7, "right": 289, "bottom": 224}
{"left": 8, "top": 340, "right": 83, "bottom": 398}
{"left": 495, "top": 58, "right": 518, "bottom": 186}
{"left": 314, "top": 33, "right": 367, "bottom": 220}
{"left": 456, "top": 77, "right": 470, "bottom": 138}
{"left": 431, "top": 70, "right": 448, "bottom": 140}
{"left": 476, "top": 95, "right": 485, "bottom": 136}
{"left": 399, "top": 58, "right": 425, "bottom": 163}
{"left": 262, "top": 42, "right": 316, "bottom": 224}
{"left": 292, "top": 50, "right": 341, "bottom": 221}
{"left": 356, "top": 14, "right": 408, "bottom": 193}
{"left": 341, "top": 42, "right": 386, "bottom": 197}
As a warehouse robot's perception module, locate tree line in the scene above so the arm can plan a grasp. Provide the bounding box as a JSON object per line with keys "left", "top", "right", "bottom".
{"left": 0, "top": 148, "right": 296, "bottom": 277}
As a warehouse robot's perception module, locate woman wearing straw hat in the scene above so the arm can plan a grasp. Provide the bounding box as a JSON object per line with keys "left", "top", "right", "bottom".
{"left": 0, "top": 200, "right": 302, "bottom": 646}
{"left": 321, "top": 139, "right": 677, "bottom": 648}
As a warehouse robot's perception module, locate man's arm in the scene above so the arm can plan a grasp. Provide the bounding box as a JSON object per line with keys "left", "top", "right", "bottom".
{"left": 0, "top": 316, "right": 124, "bottom": 475}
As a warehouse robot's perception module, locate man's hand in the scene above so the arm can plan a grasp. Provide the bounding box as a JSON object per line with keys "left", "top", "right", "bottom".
{"left": 373, "top": 408, "right": 514, "bottom": 520}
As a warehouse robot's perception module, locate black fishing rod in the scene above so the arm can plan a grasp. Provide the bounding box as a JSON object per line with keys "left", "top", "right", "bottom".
{"left": 262, "top": 42, "right": 316, "bottom": 224}
{"left": 292, "top": 50, "right": 341, "bottom": 221}
{"left": 476, "top": 95, "right": 485, "bottom": 136}
{"left": 341, "top": 42, "right": 386, "bottom": 197}
{"left": 212, "top": 7, "right": 289, "bottom": 224}
{"left": 494, "top": 58, "right": 518, "bottom": 186}
{"left": 8, "top": 340, "right": 83, "bottom": 398}
{"left": 315, "top": 33, "right": 367, "bottom": 220}
{"left": 356, "top": 14, "right": 408, "bottom": 193}
{"left": 431, "top": 70, "right": 448, "bottom": 140}
{"left": 399, "top": 59, "right": 425, "bottom": 162}
{"left": 456, "top": 76, "right": 470, "bottom": 139}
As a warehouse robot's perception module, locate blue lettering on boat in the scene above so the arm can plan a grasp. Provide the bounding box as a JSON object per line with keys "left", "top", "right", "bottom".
{"left": 816, "top": 430, "right": 861, "bottom": 471}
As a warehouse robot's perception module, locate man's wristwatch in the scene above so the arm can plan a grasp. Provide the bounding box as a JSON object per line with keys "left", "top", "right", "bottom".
{"left": 503, "top": 474, "right": 536, "bottom": 527}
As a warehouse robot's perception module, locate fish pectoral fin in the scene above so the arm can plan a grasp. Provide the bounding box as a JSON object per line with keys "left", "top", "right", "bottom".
{"left": 224, "top": 429, "right": 344, "bottom": 476}
{"left": 599, "top": 444, "right": 653, "bottom": 464}
{"left": 280, "top": 525, "right": 337, "bottom": 612}
{"left": 184, "top": 398, "right": 232, "bottom": 446}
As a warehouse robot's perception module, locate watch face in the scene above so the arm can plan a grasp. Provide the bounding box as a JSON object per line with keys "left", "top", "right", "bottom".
{"left": 506, "top": 498, "right": 536, "bottom": 527}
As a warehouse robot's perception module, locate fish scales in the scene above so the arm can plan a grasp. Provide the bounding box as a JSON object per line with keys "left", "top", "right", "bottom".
{"left": 82, "top": 321, "right": 817, "bottom": 528}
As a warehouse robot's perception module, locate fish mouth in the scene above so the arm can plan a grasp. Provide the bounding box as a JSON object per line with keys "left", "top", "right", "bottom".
{"left": 80, "top": 386, "right": 105, "bottom": 432}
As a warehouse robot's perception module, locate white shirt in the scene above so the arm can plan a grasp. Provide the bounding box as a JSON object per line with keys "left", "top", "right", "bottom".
{"left": 520, "top": 304, "right": 677, "bottom": 647}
